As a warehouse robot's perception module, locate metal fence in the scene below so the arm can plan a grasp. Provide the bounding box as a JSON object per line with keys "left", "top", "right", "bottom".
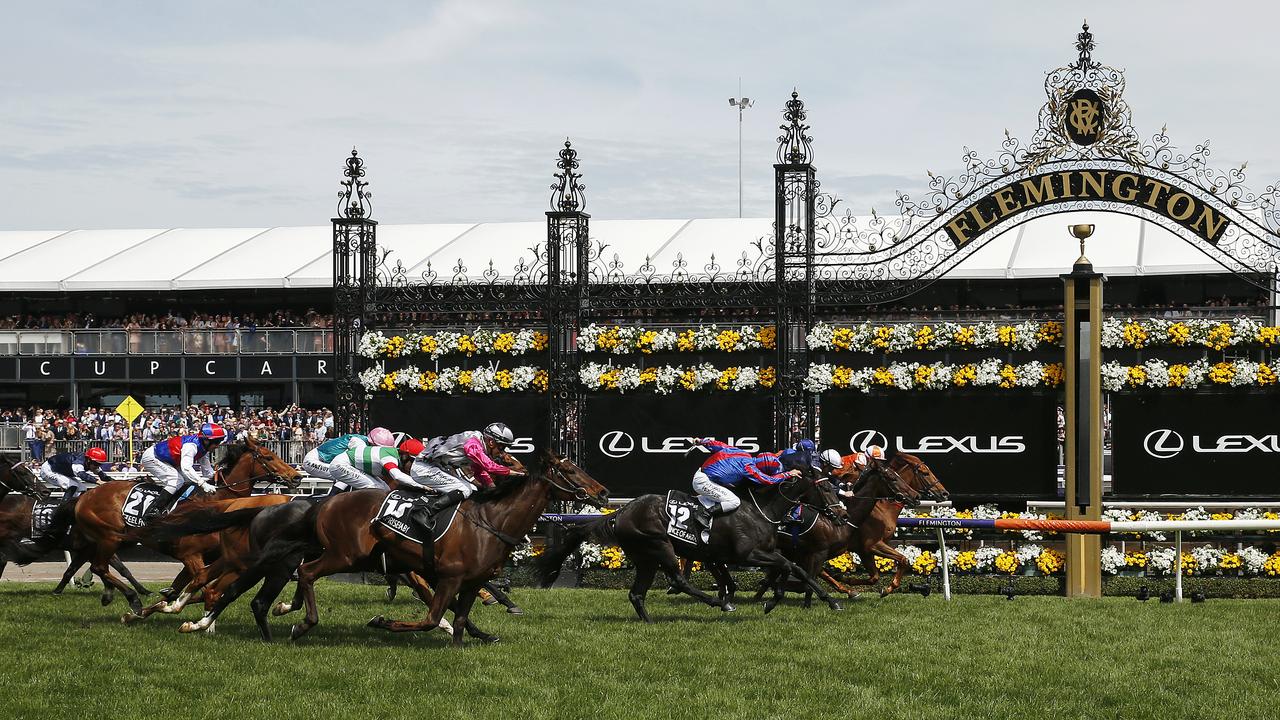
{"left": 0, "top": 328, "right": 333, "bottom": 356}
{"left": 0, "top": 436, "right": 320, "bottom": 466}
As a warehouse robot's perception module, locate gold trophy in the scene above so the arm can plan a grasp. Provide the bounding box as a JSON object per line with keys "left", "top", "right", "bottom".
{"left": 1069, "top": 223, "right": 1095, "bottom": 267}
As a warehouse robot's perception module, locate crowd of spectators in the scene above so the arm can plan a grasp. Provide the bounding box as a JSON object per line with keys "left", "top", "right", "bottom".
{"left": 0, "top": 309, "right": 331, "bottom": 331}
{"left": 3, "top": 404, "right": 334, "bottom": 464}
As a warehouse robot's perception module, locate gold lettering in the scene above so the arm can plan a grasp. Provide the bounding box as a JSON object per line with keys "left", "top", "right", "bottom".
{"left": 1191, "top": 206, "right": 1229, "bottom": 242}
{"left": 1111, "top": 173, "right": 1140, "bottom": 202}
{"left": 946, "top": 215, "right": 974, "bottom": 245}
{"left": 994, "top": 187, "right": 1022, "bottom": 217}
{"left": 1080, "top": 171, "right": 1109, "bottom": 198}
{"left": 1020, "top": 175, "right": 1057, "bottom": 205}
{"left": 1166, "top": 192, "right": 1196, "bottom": 221}
{"left": 1059, "top": 171, "right": 1076, "bottom": 198}
{"left": 967, "top": 203, "right": 998, "bottom": 232}
{"left": 1140, "top": 178, "right": 1171, "bottom": 208}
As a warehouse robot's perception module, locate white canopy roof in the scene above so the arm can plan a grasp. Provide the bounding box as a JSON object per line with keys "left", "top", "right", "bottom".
{"left": 0, "top": 212, "right": 1235, "bottom": 292}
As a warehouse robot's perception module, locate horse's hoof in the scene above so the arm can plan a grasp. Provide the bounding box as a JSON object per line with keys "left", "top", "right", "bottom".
{"left": 763, "top": 602, "right": 776, "bottom": 615}
{"left": 879, "top": 590, "right": 891, "bottom": 598}
{"left": 120, "top": 612, "right": 140, "bottom": 624}
{"left": 384, "top": 588, "right": 395, "bottom": 603}
{"left": 665, "top": 587, "right": 681, "bottom": 595}
{"left": 178, "top": 622, "right": 197, "bottom": 633}
{"left": 828, "top": 601, "right": 843, "bottom": 611}
{"left": 483, "top": 635, "right": 501, "bottom": 644}
{"left": 289, "top": 624, "right": 307, "bottom": 641}
{"left": 51, "top": 588, "right": 63, "bottom": 596}
{"left": 101, "top": 595, "right": 113, "bottom": 607}
{"left": 506, "top": 606, "right": 524, "bottom": 615}
{"left": 721, "top": 603, "right": 737, "bottom": 613}
{"left": 367, "top": 615, "right": 386, "bottom": 629}
{"left": 271, "top": 602, "right": 292, "bottom": 616}
{"left": 481, "top": 595, "right": 499, "bottom": 606}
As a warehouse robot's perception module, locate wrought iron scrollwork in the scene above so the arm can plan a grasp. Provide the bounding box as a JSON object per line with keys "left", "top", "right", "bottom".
{"left": 338, "top": 147, "right": 373, "bottom": 219}
{"left": 777, "top": 91, "right": 813, "bottom": 165}
{"left": 550, "top": 138, "right": 586, "bottom": 212}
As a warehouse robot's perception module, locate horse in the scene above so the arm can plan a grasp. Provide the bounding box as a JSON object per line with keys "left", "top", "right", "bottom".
{"left": 0, "top": 456, "right": 151, "bottom": 601}
{"left": 819, "top": 449, "right": 949, "bottom": 597}
{"left": 155, "top": 448, "right": 608, "bottom": 646}
{"left": 539, "top": 472, "right": 860, "bottom": 622}
{"left": 71, "top": 437, "right": 301, "bottom": 618}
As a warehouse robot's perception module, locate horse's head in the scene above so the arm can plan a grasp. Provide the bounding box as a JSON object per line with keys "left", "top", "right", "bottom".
{"left": 0, "top": 455, "right": 46, "bottom": 499}
{"left": 493, "top": 447, "right": 528, "bottom": 476}
{"left": 854, "top": 454, "right": 921, "bottom": 508}
{"left": 799, "top": 472, "right": 848, "bottom": 522}
{"left": 220, "top": 437, "right": 304, "bottom": 494}
{"left": 886, "top": 449, "right": 949, "bottom": 502}
{"left": 536, "top": 449, "right": 610, "bottom": 508}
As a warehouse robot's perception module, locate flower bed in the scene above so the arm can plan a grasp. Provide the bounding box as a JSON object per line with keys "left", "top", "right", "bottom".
{"left": 1101, "top": 358, "right": 1278, "bottom": 391}
{"left": 578, "top": 362, "right": 775, "bottom": 393}
{"left": 359, "top": 363, "right": 547, "bottom": 393}
{"left": 359, "top": 329, "right": 549, "bottom": 359}
{"left": 804, "top": 358, "right": 1063, "bottom": 393}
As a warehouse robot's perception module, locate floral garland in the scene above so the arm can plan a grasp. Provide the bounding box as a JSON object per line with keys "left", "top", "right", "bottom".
{"left": 359, "top": 363, "right": 547, "bottom": 394}
{"left": 579, "top": 362, "right": 776, "bottom": 394}
{"left": 358, "top": 329, "right": 549, "bottom": 360}
{"left": 1101, "top": 358, "right": 1279, "bottom": 391}
{"left": 807, "top": 320, "right": 1062, "bottom": 353}
{"left": 1101, "top": 317, "right": 1280, "bottom": 351}
{"left": 577, "top": 324, "right": 776, "bottom": 354}
{"left": 804, "top": 358, "right": 1064, "bottom": 393}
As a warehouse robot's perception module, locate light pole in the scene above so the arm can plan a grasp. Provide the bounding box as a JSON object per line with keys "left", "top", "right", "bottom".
{"left": 729, "top": 81, "right": 753, "bottom": 218}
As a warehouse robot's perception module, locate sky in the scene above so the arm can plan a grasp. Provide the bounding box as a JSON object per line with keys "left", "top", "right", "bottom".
{"left": 4, "top": 1, "right": 1279, "bottom": 230}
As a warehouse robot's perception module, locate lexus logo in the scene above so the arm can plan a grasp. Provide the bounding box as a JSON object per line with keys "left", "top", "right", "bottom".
{"left": 599, "top": 430, "right": 636, "bottom": 459}
{"left": 848, "top": 429, "right": 890, "bottom": 453}
{"left": 1143, "top": 429, "right": 1184, "bottom": 459}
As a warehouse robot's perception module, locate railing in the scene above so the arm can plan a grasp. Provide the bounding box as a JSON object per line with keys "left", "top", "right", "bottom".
{"left": 0, "top": 328, "right": 333, "bottom": 356}
{"left": 6, "top": 437, "right": 321, "bottom": 466}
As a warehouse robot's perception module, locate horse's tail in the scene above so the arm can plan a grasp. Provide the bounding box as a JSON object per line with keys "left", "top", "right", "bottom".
{"left": 537, "top": 515, "right": 617, "bottom": 588}
{"left": 138, "top": 503, "right": 271, "bottom": 544}
{"left": 241, "top": 499, "right": 324, "bottom": 572}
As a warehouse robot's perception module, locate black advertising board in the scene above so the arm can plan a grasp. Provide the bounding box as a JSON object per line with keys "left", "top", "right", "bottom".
{"left": 73, "top": 357, "right": 128, "bottom": 378}
{"left": 128, "top": 357, "right": 182, "bottom": 379}
{"left": 368, "top": 395, "right": 547, "bottom": 458}
{"left": 582, "top": 393, "right": 774, "bottom": 499}
{"left": 188, "top": 358, "right": 237, "bottom": 379}
{"left": 296, "top": 357, "right": 334, "bottom": 379}
{"left": 240, "top": 356, "right": 291, "bottom": 379}
{"left": 19, "top": 358, "right": 71, "bottom": 380}
{"left": 1112, "top": 393, "right": 1280, "bottom": 497}
{"left": 819, "top": 392, "right": 1058, "bottom": 498}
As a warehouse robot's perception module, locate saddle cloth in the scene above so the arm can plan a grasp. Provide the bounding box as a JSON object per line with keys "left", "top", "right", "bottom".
{"left": 373, "top": 488, "right": 459, "bottom": 545}
{"left": 664, "top": 490, "right": 713, "bottom": 545}
{"left": 30, "top": 498, "right": 63, "bottom": 539}
{"left": 121, "top": 484, "right": 166, "bottom": 528}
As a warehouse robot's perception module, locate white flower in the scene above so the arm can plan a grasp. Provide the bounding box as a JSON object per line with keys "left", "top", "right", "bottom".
{"left": 806, "top": 322, "right": 835, "bottom": 350}
{"left": 1191, "top": 546, "right": 1223, "bottom": 573}
{"left": 974, "top": 546, "right": 1003, "bottom": 572}
{"left": 1016, "top": 544, "right": 1043, "bottom": 565}
{"left": 1241, "top": 547, "right": 1269, "bottom": 575}
{"left": 1101, "top": 546, "right": 1125, "bottom": 575}
{"left": 577, "top": 542, "right": 604, "bottom": 569}
{"left": 1147, "top": 547, "right": 1177, "bottom": 576}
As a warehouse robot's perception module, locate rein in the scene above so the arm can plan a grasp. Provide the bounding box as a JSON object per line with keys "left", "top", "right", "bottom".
{"left": 215, "top": 444, "right": 293, "bottom": 493}
{"left": 458, "top": 507, "right": 525, "bottom": 546}
{"left": 459, "top": 458, "right": 589, "bottom": 547}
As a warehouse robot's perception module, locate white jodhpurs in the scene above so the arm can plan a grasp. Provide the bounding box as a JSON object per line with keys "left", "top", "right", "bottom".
{"left": 692, "top": 470, "right": 739, "bottom": 512}
{"left": 301, "top": 448, "right": 333, "bottom": 481}
{"left": 327, "top": 453, "right": 389, "bottom": 491}
{"left": 409, "top": 462, "right": 475, "bottom": 498}
{"left": 39, "top": 463, "right": 86, "bottom": 495}
{"left": 141, "top": 447, "right": 186, "bottom": 494}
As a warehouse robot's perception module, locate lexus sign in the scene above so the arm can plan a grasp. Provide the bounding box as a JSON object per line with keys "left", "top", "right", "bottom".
{"left": 820, "top": 393, "right": 1057, "bottom": 498}
{"left": 1113, "top": 393, "right": 1280, "bottom": 496}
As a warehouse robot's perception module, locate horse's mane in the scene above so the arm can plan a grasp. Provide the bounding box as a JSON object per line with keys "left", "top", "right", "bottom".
{"left": 468, "top": 449, "right": 548, "bottom": 504}
{"left": 217, "top": 442, "right": 249, "bottom": 471}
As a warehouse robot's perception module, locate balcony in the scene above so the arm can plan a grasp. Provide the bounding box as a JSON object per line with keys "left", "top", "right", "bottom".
{"left": 0, "top": 328, "right": 334, "bottom": 356}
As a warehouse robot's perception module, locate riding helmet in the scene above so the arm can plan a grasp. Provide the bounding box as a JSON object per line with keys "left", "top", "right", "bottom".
{"left": 819, "top": 449, "right": 843, "bottom": 469}
{"left": 399, "top": 438, "right": 424, "bottom": 457}
{"left": 483, "top": 422, "right": 515, "bottom": 446}
{"left": 368, "top": 427, "right": 395, "bottom": 446}
{"left": 199, "top": 423, "right": 227, "bottom": 444}
{"left": 85, "top": 447, "right": 108, "bottom": 463}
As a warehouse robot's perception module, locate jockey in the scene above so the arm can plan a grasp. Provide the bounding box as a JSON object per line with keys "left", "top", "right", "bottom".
{"left": 39, "top": 447, "right": 109, "bottom": 500}
{"left": 691, "top": 438, "right": 801, "bottom": 515}
{"left": 778, "top": 438, "right": 819, "bottom": 472}
{"left": 140, "top": 423, "right": 228, "bottom": 515}
{"left": 327, "top": 437, "right": 423, "bottom": 493}
{"left": 852, "top": 445, "right": 886, "bottom": 469}
{"left": 410, "top": 422, "right": 520, "bottom": 518}
{"left": 302, "top": 426, "right": 395, "bottom": 486}
{"left": 819, "top": 449, "right": 845, "bottom": 473}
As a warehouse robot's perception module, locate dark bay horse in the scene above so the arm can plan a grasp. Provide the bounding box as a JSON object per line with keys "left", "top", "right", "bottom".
{"left": 72, "top": 438, "right": 301, "bottom": 618}
{"left": 539, "top": 473, "right": 852, "bottom": 622}
{"left": 156, "top": 449, "right": 608, "bottom": 646}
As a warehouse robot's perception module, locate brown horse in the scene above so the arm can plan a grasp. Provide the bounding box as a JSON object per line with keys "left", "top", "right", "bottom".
{"left": 165, "top": 448, "right": 607, "bottom": 646}
{"left": 73, "top": 437, "right": 301, "bottom": 618}
{"left": 0, "top": 456, "right": 151, "bottom": 600}
{"left": 821, "top": 449, "right": 949, "bottom": 597}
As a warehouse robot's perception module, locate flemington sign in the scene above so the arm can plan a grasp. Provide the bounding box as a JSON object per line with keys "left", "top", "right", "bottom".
{"left": 944, "top": 169, "right": 1231, "bottom": 247}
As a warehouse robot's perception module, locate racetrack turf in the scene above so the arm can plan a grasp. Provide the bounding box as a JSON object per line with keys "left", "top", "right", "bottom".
{"left": 1, "top": 582, "right": 1277, "bottom": 720}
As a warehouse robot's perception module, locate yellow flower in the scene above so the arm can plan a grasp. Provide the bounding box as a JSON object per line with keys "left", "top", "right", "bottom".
{"left": 998, "top": 363, "right": 1018, "bottom": 388}
{"left": 1167, "top": 364, "right": 1190, "bottom": 387}
{"left": 495, "top": 369, "right": 513, "bottom": 389}
{"left": 636, "top": 330, "right": 658, "bottom": 354}
{"left": 1208, "top": 362, "right": 1235, "bottom": 385}
{"left": 871, "top": 326, "right": 893, "bottom": 350}
{"left": 1258, "top": 363, "right": 1277, "bottom": 386}
{"left": 1166, "top": 322, "right": 1191, "bottom": 346}
{"left": 676, "top": 329, "right": 697, "bottom": 352}
{"left": 1263, "top": 552, "right": 1280, "bottom": 577}
{"left": 914, "top": 365, "right": 934, "bottom": 385}
{"left": 1036, "top": 549, "right": 1065, "bottom": 575}
{"left": 831, "top": 366, "right": 854, "bottom": 389}
{"left": 914, "top": 326, "right": 935, "bottom": 349}
{"left": 952, "top": 551, "right": 977, "bottom": 572}
{"left": 639, "top": 367, "right": 658, "bottom": 385}
{"left": 716, "top": 329, "right": 742, "bottom": 352}
{"left": 912, "top": 550, "right": 938, "bottom": 575}
{"left": 1124, "top": 551, "right": 1147, "bottom": 568}
{"left": 756, "top": 326, "right": 777, "bottom": 350}
{"left": 874, "top": 556, "right": 895, "bottom": 573}
{"left": 419, "top": 335, "right": 439, "bottom": 355}
{"left": 1205, "top": 323, "right": 1234, "bottom": 351}
{"left": 1220, "top": 553, "right": 1242, "bottom": 570}
{"left": 679, "top": 369, "right": 698, "bottom": 390}
{"left": 599, "top": 368, "right": 620, "bottom": 389}
{"left": 832, "top": 327, "right": 855, "bottom": 351}
{"left": 457, "top": 335, "right": 478, "bottom": 356}
{"left": 871, "top": 367, "right": 896, "bottom": 387}
{"left": 997, "top": 325, "right": 1018, "bottom": 348}
{"left": 1122, "top": 321, "right": 1148, "bottom": 349}
{"left": 716, "top": 367, "right": 739, "bottom": 390}
{"left": 994, "top": 551, "right": 1020, "bottom": 575}
{"left": 384, "top": 335, "right": 406, "bottom": 358}
{"left": 1181, "top": 553, "right": 1198, "bottom": 576}
{"left": 1036, "top": 321, "right": 1063, "bottom": 346}
{"left": 1042, "top": 363, "right": 1064, "bottom": 387}
{"left": 600, "top": 546, "right": 626, "bottom": 570}
{"left": 418, "top": 371, "right": 438, "bottom": 391}
{"left": 379, "top": 373, "right": 396, "bottom": 391}
{"left": 953, "top": 364, "right": 977, "bottom": 387}
{"left": 533, "top": 370, "right": 549, "bottom": 392}
{"left": 826, "top": 552, "right": 856, "bottom": 573}
{"left": 493, "top": 332, "right": 516, "bottom": 354}
{"left": 952, "top": 326, "right": 977, "bottom": 348}
{"left": 595, "top": 327, "right": 621, "bottom": 351}
{"left": 1210, "top": 512, "right": 1234, "bottom": 521}
{"left": 1257, "top": 326, "right": 1280, "bottom": 347}
{"left": 758, "top": 367, "right": 777, "bottom": 388}
{"left": 1125, "top": 365, "right": 1148, "bottom": 387}
{"left": 532, "top": 332, "right": 549, "bottom": 351}
{"left": 458, "top": 370, "right": 473, "bottom": 387}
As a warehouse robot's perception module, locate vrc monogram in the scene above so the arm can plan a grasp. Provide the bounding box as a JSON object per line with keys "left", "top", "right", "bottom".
{"left": 1068, "top": 98, "right": 1100, "bottom": 138}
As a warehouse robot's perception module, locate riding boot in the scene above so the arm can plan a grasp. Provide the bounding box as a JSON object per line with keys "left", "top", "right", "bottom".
{"left": 144, "top": 490, "right": 174, "bottom": 522}
{"left": 410, "top": 490, "right": 465, "bottom": 576}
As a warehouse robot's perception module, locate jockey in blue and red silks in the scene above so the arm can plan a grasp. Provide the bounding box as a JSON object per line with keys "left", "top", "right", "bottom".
{"left": 690, "top": 439, "right": 801, "bottom": 515}
{"left": 140, "top": 422, "right": 228, "bottom": 515}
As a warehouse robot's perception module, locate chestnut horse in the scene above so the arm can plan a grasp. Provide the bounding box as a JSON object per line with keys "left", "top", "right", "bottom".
{"left": 165, "top": 449, "right": 608, "bottom": 646}
{"left": 73, "top": 437, "right": 301, "bottom": 618}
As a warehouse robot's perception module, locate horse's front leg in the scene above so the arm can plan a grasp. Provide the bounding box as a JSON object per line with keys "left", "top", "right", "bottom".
{"left": 870, "top": 541, "right": 912, "bottom": 597}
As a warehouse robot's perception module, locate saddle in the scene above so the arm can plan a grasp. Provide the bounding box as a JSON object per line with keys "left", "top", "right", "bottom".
{"left": 30, "top": 498, "right": 65, "bottom": 540}
{"left": 121, "top": 484, "right": 193, "bottom": 528}
{"left": 373, "top": 488, "right": 459, "bottom": 545}
{"left": 664, "top": 490, "right": 714, "bottom": 545}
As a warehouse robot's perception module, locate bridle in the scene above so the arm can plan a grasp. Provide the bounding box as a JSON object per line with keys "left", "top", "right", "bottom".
{"left": 213, "top": 442, "right": 296, "bottom": 493}
{"left": 0, "top": 459, "right": 45, "bottom": 499}
{"left": 893, "top": 456, "right": 947, "bottom": 500}
{"left": 838, "top": 463, "right": 919, "bottom": 506}
{"left": 756, "top": 476, "right": 844, "bottom": 524}
{"left": 542, "top": 457, "right": 596, "bottom": 504}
